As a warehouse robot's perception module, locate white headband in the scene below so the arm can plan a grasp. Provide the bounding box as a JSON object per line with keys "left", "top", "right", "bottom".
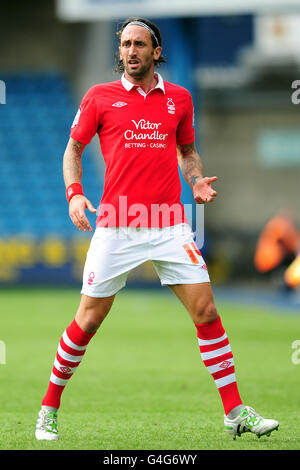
{"left": 123, "top": 21, "right": 160, "bottom": 48}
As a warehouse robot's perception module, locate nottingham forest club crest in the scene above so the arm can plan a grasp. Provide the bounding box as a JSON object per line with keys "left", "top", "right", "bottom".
{"left": 167, "top": 98, "right": 175, "bottom": 114}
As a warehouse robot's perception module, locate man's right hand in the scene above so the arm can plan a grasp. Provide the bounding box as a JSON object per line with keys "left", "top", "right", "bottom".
{"left": 69, "top": 194, "right": 97, "bottom": 232}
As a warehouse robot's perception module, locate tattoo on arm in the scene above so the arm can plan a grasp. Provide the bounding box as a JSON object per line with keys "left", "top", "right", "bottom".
{"left": 190, "top": 175, "right": 200, "bottom": 186}
{"left": 63, "top": 138, "right": 86, "bottom": 187}
{"left": 177, "top": 142, "right": 204, "bottom": 187}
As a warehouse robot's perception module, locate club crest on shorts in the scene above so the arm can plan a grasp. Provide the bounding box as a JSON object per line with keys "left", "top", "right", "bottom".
{"left": 167, "top": 98, "right": 175, "bottom": 114}
{"left": 88, "top": 271, "right": 95, "bottom": 285}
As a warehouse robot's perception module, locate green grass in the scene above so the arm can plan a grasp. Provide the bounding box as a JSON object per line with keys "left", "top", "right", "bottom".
{"left": 0, "top": 287, "right": 299, "bottom": 450}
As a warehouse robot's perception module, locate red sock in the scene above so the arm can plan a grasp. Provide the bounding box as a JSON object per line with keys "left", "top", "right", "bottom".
{"left": 42, "top": 319, "right": 95, "bottom": 409}
{"left": 195, "top": 316, "right": 243, "bottom": 415}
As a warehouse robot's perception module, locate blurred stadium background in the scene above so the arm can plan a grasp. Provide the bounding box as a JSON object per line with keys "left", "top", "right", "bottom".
{"left": 1, "top": 0, "right": 300, "bottom": 296}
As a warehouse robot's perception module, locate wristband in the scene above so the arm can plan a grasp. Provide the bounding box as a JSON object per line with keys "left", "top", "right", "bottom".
{"left": 66, "top": 183, "right": 84, "bottom": 203}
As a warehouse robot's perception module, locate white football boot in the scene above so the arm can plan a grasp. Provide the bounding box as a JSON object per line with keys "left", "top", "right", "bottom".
{"left": 224, "top": 406, "right": 279, "bottom": 440}
{"left": 35, "top": 407, "right": 59, "bottom": 440}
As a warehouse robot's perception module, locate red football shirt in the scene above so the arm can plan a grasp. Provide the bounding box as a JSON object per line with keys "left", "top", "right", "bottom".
{"left": 70, "top": 73, "right": 195, "bottom": 227}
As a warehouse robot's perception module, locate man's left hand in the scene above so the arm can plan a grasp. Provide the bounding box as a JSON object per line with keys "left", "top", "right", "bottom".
{"left": 193, "top": 176, "right": 218, "bottom": 204}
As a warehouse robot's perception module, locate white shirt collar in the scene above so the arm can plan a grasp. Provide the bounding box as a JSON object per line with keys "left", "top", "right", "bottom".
{"left": 121, "top": 72, "right": 165, "bottom": 94}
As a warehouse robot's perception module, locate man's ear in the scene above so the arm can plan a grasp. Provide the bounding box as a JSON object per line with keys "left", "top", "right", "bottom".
{"left": 153, "top": 46, "right": 162, "bottom": 61}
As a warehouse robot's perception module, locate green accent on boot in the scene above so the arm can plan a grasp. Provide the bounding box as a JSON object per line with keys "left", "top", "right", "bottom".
{"left": 239, "top": 408, "right": 262, "bottom": 429}
{"left": 239, "top": 408, "right": 249, "bottom": 419}
{"left": 45, "top": 411, "right": 58, "bottom": 434}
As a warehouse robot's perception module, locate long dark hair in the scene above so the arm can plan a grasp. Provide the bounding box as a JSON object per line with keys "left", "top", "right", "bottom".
{"left": 115, "top": 17, "right": 166, "bottom": 73}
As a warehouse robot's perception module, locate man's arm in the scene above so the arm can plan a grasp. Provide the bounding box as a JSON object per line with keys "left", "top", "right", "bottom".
{"left": 177, "top": 142, "right": 218, "bottom": 204}
{"left": 63, "top": 137, "right": 85, "bottom": 186}
{"left": 63, "top": 137, "right": 97, "bottom": 232}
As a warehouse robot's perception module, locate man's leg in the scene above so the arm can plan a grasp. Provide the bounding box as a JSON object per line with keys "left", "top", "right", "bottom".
{"left": 35, "top": 294, "right": 115, "bottom": 440}
{"left": 169, "top": 282, "right": 243, "bottom": 416}
{"left": 169, "top": 282, "right": 279, "bottom": 439}
{"left": 75, "top": 293, "right": 116, "bottom": 333}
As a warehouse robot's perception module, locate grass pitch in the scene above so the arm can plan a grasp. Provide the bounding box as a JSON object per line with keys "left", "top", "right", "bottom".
{"left": 0, "top": 286, "right": 299, "bottom": 450}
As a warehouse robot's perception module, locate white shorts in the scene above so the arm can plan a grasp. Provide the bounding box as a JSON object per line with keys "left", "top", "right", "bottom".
{"left": 81, "top": 223, "right": 210, "bottom": 297}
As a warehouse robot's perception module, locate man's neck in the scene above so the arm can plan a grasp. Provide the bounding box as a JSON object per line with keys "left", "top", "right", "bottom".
{"left": 124, "top": 72, "right": 158, "bottom": 94}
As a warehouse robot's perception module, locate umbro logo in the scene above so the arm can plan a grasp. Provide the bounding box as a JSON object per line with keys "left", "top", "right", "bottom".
{"left": 60, "top": 366, "right": 72, "bottom": 374}
{"left": 112, "top": 101, "right": 128, "bottom": 107}
{"left": 219, "top": 360, "right": 231, "bottom": 369}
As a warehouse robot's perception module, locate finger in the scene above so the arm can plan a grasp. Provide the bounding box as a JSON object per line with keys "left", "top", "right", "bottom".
{"left": 75, "top": 214, "right": 87, "bottom": 231}
{"left": 78, "top": 211, "right": 93, "bottom": 232}
{"left": 87, "top": 201, "right": 97, "bottom": 214}
{"left": 195, "top": 194, "right": 216, "bottom": 204}
{"left": 72, "top": 210, "right": 88, "bottom": 231}
{"left": 206, "top": 176, "right": 218, "bottom": 183}
{"left": 70, "top": 213, "right": 84, "bottom": 231}
{"left": 194, "top": 195, "right": 205, "bottom": 204}
{"left": 204, "top": 188, "right": 217, "bottom": 197}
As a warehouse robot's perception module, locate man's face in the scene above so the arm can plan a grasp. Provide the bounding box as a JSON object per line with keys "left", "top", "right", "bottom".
{"left": 119, "top": 25, "right": 161, "bottom": 79}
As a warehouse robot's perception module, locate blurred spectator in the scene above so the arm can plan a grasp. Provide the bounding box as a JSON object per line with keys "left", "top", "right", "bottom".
{"left": 254, "top": 210, "right": 300, "bottom": 289}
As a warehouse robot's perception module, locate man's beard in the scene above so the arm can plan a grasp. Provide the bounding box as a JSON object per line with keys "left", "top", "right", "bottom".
{"left": 124, "top": 59, "right": 152, "bottom": 79}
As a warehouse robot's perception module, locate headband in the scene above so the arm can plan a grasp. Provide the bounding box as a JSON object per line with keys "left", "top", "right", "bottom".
{"left": 123, "top": 21, "right": 160, "bottom": 48}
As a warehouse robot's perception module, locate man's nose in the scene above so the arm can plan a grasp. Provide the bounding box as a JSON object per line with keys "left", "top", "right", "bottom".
{"left": 128, "top": 44, "right": 137, "bottom": 56}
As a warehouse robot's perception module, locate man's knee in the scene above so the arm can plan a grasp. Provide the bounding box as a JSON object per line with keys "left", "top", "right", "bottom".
{"left": 193, "top": 299, "right": 219, "bottom": 324}
{"left": 77, "top": 306, "right": 105, "bottom": 333}
{"left": 76, "top": 295, "right": 114, "bottom": 333}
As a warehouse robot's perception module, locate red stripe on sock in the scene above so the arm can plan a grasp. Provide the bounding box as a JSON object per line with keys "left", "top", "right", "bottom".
{"left": 203, "top": 352, "right": 233, "bottom": 368}
{"left": 42, "top": 382, "right": 65, "bottom": 409}
{"left": 66, "top": 319, "right": 95, "bottom": 347}
{"left": 56, "top": 352, "right": 81, "bottom": 368}
{"left": 212, "top": 366, "right": 235, "bottom": 381}
{"left": 59, "top": 337, "right": 85, "bottom": 356}
{"left": 52, "top": 365, "right": 74, "bottom": 381}
{"left": 199, "top": 338, "right": 229, "bottom": 353}
{"left": 217, "top": 382, "right": 243, "bottom": 415}
{"left": 196, "top": 316, "right": 224, "bottom": 340}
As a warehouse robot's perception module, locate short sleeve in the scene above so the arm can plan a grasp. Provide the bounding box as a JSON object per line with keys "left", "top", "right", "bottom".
{"left": 176, "top": 92, "right": 195, "bottom": 146}
{"left": 70, "top": 93, "right": 100, "bottom": 145}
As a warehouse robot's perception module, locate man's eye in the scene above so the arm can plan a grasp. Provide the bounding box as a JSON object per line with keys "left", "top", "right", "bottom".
{"left": 122, "top": 41, "right": 145, "bottom": 47}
